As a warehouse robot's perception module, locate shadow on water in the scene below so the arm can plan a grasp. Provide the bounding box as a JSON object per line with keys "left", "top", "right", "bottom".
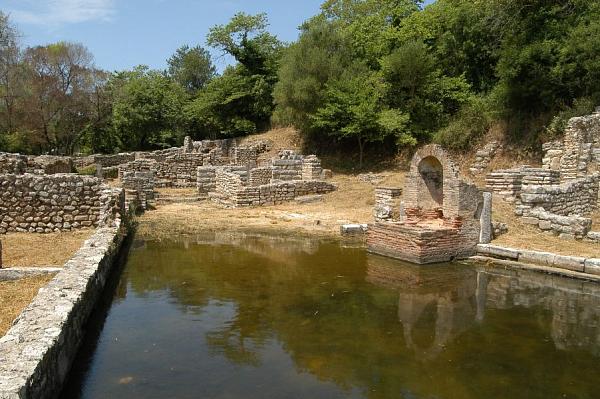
{"left": 59, "top": 231, "right": 600, "bottom": 399}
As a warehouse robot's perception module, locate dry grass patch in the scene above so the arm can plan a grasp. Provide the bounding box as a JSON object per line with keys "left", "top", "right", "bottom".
{"left": 140, "top": 171, "right": 407, "bottom": 240}
{"left": 0, "top": 274, "right": 55, "bottom": 337}
{"left": 156, "top": 187, "right": 198, "bottom": 196}
{"left": 2, "top": 229, "right": 93, "bottom": 267}
{"left": 491, "top": 195, "right": 599, "bottom": 258}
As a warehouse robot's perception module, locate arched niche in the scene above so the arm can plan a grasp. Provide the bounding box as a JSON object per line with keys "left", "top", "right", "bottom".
{"left": 418, "top": 156, "right": 444, "bottom": 208}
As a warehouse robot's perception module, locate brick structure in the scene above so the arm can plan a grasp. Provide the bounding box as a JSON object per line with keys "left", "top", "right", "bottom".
{"left": 367, "top": 145, "right": 484, "bottom": 264}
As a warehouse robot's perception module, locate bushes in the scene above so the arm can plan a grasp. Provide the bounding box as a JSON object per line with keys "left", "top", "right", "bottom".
{"left": 434, "top": 97, "right": 492, "bottom": 150}
{"left": 543, "top": 98, "right": 596, "bottom": 141}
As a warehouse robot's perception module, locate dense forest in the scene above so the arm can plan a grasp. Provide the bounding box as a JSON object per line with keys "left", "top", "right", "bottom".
{"left": 1, "top": 0, "right": 599, "bottom": 165}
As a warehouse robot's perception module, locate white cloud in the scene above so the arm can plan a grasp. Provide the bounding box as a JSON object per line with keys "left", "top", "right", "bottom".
{"left": 9, "top": 0, "right": 116, "bottom": 27}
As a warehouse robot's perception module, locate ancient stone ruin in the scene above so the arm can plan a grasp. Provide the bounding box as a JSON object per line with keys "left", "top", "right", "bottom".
{"left": 368, "top": 145, "right": 486, "bottom": 264}
{"left": 486, "top": 110, "right": 600, "bottom": 241}
{"left": 199, "top": 150, "right": 336, "bottom": 207}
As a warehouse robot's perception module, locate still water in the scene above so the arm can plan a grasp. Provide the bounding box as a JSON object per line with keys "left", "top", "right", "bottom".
{"left": 61, "top": 232, "right": 600, "bottom": 399}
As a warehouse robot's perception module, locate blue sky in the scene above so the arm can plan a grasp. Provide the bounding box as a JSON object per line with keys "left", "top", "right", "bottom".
{"left": 2, "top": 0, "right": 435, "bottom": 73}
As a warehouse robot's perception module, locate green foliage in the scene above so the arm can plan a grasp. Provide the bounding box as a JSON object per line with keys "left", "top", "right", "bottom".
{"left": 167, "top": 45, "right": 216, "bottom": 93}
{"left": 544, "top": 97, "right": 596, "bottom": 141}
{"left": 434, "top": 96, "right": 492, "bottom": 150}
{"left": 273, "top": 17, "right": 351, "bottom": 131}
{"left": 77, "top": 165, "right": 97, "bottom": 176}
{"left": 112, "top": 66, "right": 188, "bottom": 150}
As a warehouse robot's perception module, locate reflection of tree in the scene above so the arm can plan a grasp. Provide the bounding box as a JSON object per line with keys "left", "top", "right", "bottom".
{"left": 121, "top": 234, "right": 600, "bottom": 399}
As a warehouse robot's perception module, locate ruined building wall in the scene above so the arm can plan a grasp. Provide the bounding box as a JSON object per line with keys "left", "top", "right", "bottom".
{"left": 374, "top": 187, "right": 403, "bottom": 222}
{"left": 0, "top": 174, "right": 123, "bottom": 234}
{"left": 249, "top": 167, "right": 272, "bottom": 187}
{"left": 302, "top": 155, "right": 323, "bottom": 180}
{"left": 121, "top": 171, "right": 156, "bottom": 211}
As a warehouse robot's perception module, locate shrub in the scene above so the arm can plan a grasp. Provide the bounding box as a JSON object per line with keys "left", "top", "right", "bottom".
{"left": 434, "top": 96, "right": 491, "bottom": 151}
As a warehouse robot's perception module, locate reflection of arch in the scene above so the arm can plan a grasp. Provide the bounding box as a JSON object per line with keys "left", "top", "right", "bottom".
{"left": 418, "top": 156, "right": 444, "bottom": 207}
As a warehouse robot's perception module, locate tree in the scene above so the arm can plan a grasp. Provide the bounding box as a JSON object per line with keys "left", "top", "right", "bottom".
{"left": 21, "top": 42, "right": 99, "bottom": 154}
{"left": 167, "top": 45, "right": 216, "bottom": 93}
{"left": 112, "top": 66, "right": 188, "bottom": 150}
{"left": 273, "top": 17, "right": 351, "bottom": 131}
{"left": 310, "top": 64, "right": 410, "bottom": 168}
{"left": 0, "top": 12, "right": 23, "bottom": 148}
{"left": 207, "top": 12, "right": 281, "bottom": 76}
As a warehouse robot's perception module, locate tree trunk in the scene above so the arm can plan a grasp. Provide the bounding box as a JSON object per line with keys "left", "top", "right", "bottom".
{"left": 358, "top": 136, "right": 365, "bottom": 170}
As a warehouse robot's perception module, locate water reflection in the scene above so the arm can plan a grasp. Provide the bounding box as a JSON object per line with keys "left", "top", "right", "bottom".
{"left": 62, "top": 232, "right": 600, "bottom": 399}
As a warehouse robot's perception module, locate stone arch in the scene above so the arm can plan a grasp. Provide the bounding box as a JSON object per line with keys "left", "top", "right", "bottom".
{"left": 404, "top": 144, "right": 460, "bottom": 217}
{"left": 418, "top": 156, "right": 444, "bottom": 208}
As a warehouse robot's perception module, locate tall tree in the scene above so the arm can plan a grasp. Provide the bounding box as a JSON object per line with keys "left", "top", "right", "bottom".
{"left": 167, "top": 45, "right": 216, "bottom": 93}
{"left": 0, "top": 12, "right": 23, "bottom": 145}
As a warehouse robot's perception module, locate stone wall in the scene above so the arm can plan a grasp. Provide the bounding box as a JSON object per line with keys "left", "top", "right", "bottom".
{"left": 559, "top": 112, "right": 600, "bottom": 180}
{"left": 0, "top": 153, "right": 26, "bottom": 174}
{"left": 0, "top": 174, "right": 123, "bottom": 234}
{"left": 302, "top": 155, "right": 323, "bottom": 180}
{"left": 272, "top": 158, "right": 303, "bottom": 181}
{"left": 542, "top": 140, "right": 563, "bottom": 171}
{"left": 231, "top": 147, "right": 258, "bottom": 167}
{"left": 485, "top": 167, "right": 560, "bottom": 202}
{"left": 0, "top": 220, "right": 126, "bottom": 398}
{"left": 374, "top": 187, "right": 403, "bottom": 222}
{"left": 469, "top": 141, "right": 502, "bottom": 175}
{"left": 121, "top": 170, "right": 156, "bottom": 211}
{"left": 518, "top": 174, "right": 599, "bottom": 217}
{"left": 93, "top": 153, "right": 136, "bottom": 168}
{"left": 249, "top": 167, "right": 272, "bottom": 187}
{"left": 197, "top": 166, "right": 217, "bottom": 197}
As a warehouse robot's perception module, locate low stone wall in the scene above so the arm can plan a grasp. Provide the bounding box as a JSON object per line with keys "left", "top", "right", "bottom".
{"left": 0, "top": 174, "right": 123, "bottom": 234}
{"left": 517, "top": 174, "right": 599, "bottom": 221}
{"left": 212, "top": 179, "right": 336, "bottom": 208}
{"left": 93, "top": 153, "right": 135, "bottom": 168}
{"left": 0, "top": 153, "right": 26, "bottom": 174}
{"left": 520, "top": 207, "right": 593, "bottom": 239}
{"left": 477, "top": 244, "right": 600, "bottom": 277}
{"left": 373, "top": 187, "right": 403, "bottom": 222}
{"left": 486, "top": 167, "right": 560, "bottom": 202}
{"left": 248, "top": 167, "right": 272, "bottom": 187}
{"left": 0, "top": 219, "right": 127, "bottom": 398}
{"left": 272, "top": 158, "right": 303, "bottom": 181}
{"left": 122, "top": 171, "right": 156, "bottom": 211}
{"left": 231, "top": 147, "right": 258, "bottom": 167}
{"left": 301, "top": 155, "right": 323, "bottom": 180}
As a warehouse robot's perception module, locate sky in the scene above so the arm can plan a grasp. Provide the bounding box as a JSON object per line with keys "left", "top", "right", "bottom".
{"left": 2, "top": 0, "right": 435, "bottom": 73}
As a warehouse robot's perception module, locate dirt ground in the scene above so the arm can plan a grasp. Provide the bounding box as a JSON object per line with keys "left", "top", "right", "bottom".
{"left": 0, "top": 274, "right": 55, "bottom": 336}
{"left": 140, "top": 174, "right": 599, "bottom": 258}
{"left": 137, "top": 172, "right": 406, "bottom": 240}
{"left": 1, "top": 229, "right": 93, "bottom": 267}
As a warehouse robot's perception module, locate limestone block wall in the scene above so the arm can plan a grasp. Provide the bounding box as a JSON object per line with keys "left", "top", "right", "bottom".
{"left": 118, "top": 159, "right": 158, "bottom": 179}
{"left": 197, "top": 166, "right": 217, "bottom": 197}
{"left": 485, "top": 168, "right": 559, "bottom": 202}
{"left": 302, "top": 155, "right": 323, "bottom": 180}
{"left": 374, "top": 187, "right": 403, "bottom": 222}
{"left": 25, "top": 155, "right": 73, "bottom": 174}
{"left": 542, "top": 140, "right": 564, "bottom": 170}
{"left": 560, "top": 112, "right": 600, "bottom": 180}
{"left": 249, "top": 167, "right": 272, "bottom": 186}
{"left": 233, "top": 180, "right": 337, "bottom": 207}
{"left": 231, "top": 147, "right": 258, "bottom": 167}
{"left": 0, "top": 174, "right": 123, "bottom": 233}
{"left": 154, "top": 153, "right": 206, "bottom": 188}
{"left": 121, "top": 170, "right": 156, "bottom": 211}
{"left": 518, "top": 174, "right": 599, "bottom": 217}
{"left": 272, "top": 158, "right": 303, "bottom": 181}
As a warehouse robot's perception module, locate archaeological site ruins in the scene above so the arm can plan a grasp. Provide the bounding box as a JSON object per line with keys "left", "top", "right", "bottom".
{"left": 367, "top": 145, "right": 488, "bottom": 264}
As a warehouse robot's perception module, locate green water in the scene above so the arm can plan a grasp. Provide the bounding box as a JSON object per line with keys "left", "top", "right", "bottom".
{"left": 61, "top": 232, "right": 600, "bottom": 399}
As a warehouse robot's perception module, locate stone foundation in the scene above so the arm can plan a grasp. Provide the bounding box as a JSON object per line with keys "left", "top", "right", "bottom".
{"left": 374, "top": 187, "right": 403, "bottom": 222}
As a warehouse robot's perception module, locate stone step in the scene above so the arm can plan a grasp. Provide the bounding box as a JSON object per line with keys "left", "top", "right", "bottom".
{"left": 156, "top": 196, "right": 201, "bottom": 204}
